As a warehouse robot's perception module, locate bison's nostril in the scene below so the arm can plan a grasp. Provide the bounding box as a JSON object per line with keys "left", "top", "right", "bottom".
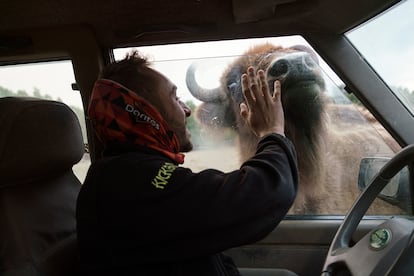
{"left": 269, "top": 59, "right": 289, "bottom": 78}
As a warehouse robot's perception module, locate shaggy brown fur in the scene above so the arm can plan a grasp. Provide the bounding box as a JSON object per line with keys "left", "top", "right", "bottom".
{"left": 186, "top": 43, "right": 404, "bottom": 215}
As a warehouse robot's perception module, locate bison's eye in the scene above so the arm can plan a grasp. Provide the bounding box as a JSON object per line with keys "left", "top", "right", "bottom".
{"left": 228, "top": 82, "right": 237, "bottom": 92}
{"left": 228, "top": 81, "right": 244, "bottom": 104}
{"left": 304, "top": 55, "right": 317, "bottom": 69}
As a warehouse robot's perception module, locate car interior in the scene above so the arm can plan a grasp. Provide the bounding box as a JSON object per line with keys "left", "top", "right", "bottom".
{"left": 1, "top": 0, "right": 413, "bottom": 275}
{"left": 0, "top": 98, "right": 83, "bottom": 275}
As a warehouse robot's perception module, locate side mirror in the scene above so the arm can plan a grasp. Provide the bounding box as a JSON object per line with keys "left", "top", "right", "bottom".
{"left": 358, "top": 157, "right": 410, "bottom": 209}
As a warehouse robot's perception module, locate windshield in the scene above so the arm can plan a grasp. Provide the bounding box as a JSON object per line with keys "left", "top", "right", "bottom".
{"left": 113, "top": 35, "right": 410, "bottom": 216}
{"left": 114, "top": 36, "right": 348, "bottom": 173}
{"left": 346, "top": 0, "right": 414, "bottom": 115}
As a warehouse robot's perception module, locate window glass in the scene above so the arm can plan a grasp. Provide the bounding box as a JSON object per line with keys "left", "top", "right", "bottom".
{"left": 114, "top": 35, "right": 408, "bottom": 216}
{"left": 346, "top": 0, "right": 414, "bottom": 115}
{"left": 0, "top": 60, "right": 90, "bottom": 182}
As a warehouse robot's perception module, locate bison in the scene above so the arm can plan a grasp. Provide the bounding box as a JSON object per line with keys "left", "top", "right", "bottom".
{"left": 185, "top": 43, "right": 404, "bottom": 215}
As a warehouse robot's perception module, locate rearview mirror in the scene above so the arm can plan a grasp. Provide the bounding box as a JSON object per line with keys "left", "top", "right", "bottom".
{"left": 358, "top": 157, "right": 410, "bottom": 209}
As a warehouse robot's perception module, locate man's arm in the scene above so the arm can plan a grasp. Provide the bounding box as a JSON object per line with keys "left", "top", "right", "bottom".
{"left": 142, "top": 67, "right": 297, "bottom": 260}
{"left": 160, "top": 132, "right": 297, "bottom": 261}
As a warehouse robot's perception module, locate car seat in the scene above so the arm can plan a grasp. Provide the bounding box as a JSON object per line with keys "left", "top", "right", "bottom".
{"left": 0, "top": 97, "right": 84, "bottom": 276}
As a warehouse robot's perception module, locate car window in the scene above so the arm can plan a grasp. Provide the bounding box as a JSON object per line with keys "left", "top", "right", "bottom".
{"left": 346, "top": 0, "right": 414, "bottom": 115}
{"left": 0, "top": 60, "right": 90, "bottom": 182}
{"left": 112, "top": 35, "right": 409, "bottom": 216}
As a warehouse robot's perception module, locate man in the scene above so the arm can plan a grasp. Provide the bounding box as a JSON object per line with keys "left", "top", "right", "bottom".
{"left": 76, "top": 51, "right": 298, "bottom": 275}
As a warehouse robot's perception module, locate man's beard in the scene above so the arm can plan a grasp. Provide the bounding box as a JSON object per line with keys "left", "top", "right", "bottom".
{"left": 178, "top": 129, "right": 193, "bottom": 152}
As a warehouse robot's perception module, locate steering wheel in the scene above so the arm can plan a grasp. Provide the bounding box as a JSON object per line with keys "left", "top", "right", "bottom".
{"left": 321, "top": 144, "right": 414, "bottom": 276}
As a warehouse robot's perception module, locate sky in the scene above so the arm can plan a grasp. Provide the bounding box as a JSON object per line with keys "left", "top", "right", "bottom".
{"left": 0, "top": 60, "right": 80, "bottom": 107}
{"left": 346, "top": 0, "right": 414, "bottom": 92}
{"left": 0, "top": 0, "right": 412, "bottom": 110}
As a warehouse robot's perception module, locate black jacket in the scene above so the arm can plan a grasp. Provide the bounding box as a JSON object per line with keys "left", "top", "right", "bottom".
{"left": 76, "top": 133, "right": 298, "bottom": 275}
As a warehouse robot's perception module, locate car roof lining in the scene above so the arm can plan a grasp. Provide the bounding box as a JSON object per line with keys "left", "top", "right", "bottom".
{"left": 0, "top": 0, "right": 401, "bottom": 49}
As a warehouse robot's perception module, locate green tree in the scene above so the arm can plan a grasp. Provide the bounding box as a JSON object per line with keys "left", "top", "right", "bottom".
{"left": 345, "top": 92, "right": 362, "bottom": 106}
{"left": 185, "top": 100, "right": 203, "bottom": 147}
{"left": 33, "top": 87, "right": 41, "bottom": 98}
{"left": 0, "top": 86, "right": 16, "bottom": 97}
{"left": 17, "top": 90, "right": 29, "bottom": 97}
{"left": 0, "top": 85, "right": 88, "bottom": 143}
{"left": 391, "top": 86, "right": 414, "bottom": 110}
{"left": 345, "top": 85, "right": 414, "bottom": 111}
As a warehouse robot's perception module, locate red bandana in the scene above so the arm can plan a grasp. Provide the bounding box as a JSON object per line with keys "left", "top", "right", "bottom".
{"left": 88, "top": 79, "right": 185, "bottom": 164}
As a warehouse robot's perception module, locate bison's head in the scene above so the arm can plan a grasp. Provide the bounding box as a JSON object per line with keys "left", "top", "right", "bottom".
{"left": 186, "top": 43, "right": 327, "bottom": 165}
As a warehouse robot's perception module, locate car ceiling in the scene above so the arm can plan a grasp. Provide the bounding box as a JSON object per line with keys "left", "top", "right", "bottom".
{"left": 0, "top": 0, "right": 401, "bottom": 49}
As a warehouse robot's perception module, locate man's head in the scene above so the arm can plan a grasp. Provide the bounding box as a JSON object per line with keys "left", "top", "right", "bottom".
{"left": 100, "top": 51, "right": 193, "bottom": 152}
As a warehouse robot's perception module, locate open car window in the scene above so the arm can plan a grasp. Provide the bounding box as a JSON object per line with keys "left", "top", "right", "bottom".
{"left": 0, "top": 60, "right": 90, "bottom": 182}
{"left": 114, "top": 35, "right": 410, "bottom": 216}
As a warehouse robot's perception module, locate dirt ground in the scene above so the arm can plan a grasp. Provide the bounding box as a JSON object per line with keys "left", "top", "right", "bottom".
{"left": 183, "top": 145, "right": 240, "bottom": 172}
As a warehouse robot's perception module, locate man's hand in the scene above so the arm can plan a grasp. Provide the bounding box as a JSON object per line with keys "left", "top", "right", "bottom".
{"left": 240, "top": 66, "right": 285, "bottom": 138}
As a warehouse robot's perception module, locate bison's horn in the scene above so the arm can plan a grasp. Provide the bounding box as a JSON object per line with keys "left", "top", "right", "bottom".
{"left": 186, "top": 63, "right": 227, "bottom": 103}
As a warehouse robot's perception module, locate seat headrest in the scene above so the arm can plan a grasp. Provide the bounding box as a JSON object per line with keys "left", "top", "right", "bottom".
{"left": 0, "top": 97, "right": 84, "bottom": 187}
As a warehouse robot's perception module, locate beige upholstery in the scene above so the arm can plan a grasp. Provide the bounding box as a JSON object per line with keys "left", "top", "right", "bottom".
{"left": 0, "top": 97, "right": 84, "bottom": 275}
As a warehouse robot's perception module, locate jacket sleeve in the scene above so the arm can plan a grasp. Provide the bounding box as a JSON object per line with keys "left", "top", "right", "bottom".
{"left": 156, "top": 133, "right": 298, "bottom": 260}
